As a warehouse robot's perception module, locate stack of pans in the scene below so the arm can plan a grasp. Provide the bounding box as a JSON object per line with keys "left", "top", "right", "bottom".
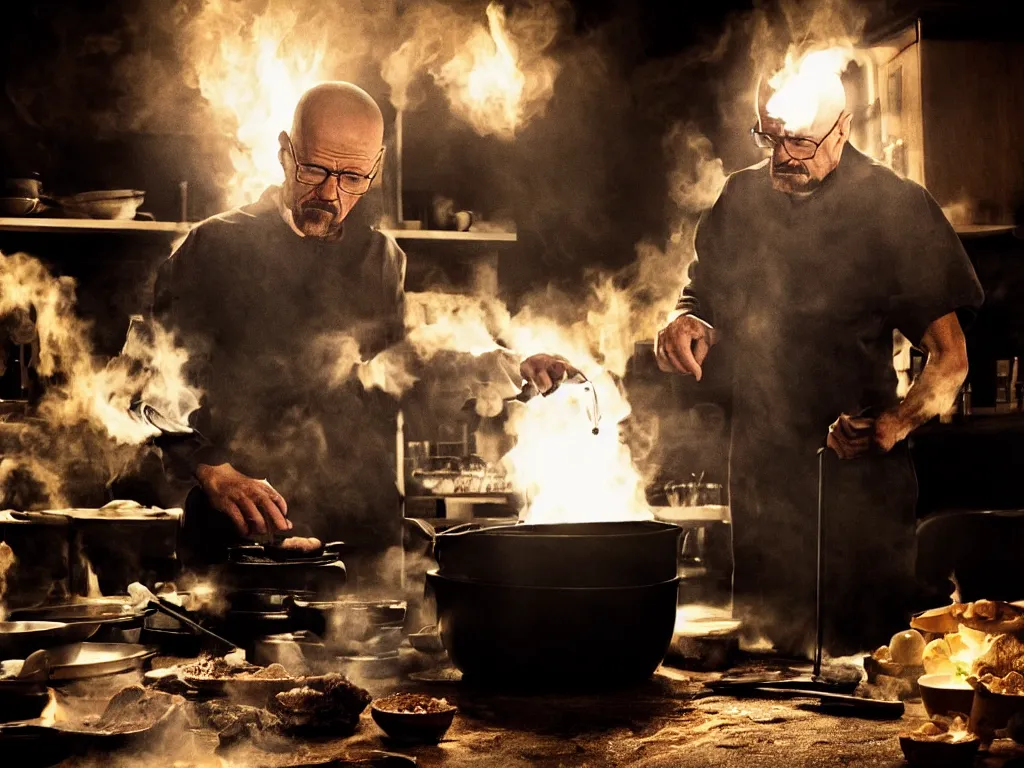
{"left": 426, "top": 520, "right": 682, "bottom": 688}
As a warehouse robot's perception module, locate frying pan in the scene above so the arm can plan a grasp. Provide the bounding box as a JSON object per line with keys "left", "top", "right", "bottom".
{"left": 0, "top": 621, "right": 100, "bottom": 657}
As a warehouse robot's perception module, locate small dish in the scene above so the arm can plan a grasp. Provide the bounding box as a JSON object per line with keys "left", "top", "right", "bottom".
{"left": 371, "top": 693, "right": 456, "bottom": 744}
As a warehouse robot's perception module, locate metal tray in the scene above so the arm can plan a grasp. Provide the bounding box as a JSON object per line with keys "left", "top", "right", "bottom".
{"left": 9, "top": 603, "right": 152, "bottom": 629}
{"left": 0, "top": 621, "right": 100, "bottom": 656}
{"left": 46, "top": 643, "right": 157, "bottom": 681}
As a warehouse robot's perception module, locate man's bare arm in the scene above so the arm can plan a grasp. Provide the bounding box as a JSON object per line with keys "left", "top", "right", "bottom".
{"left": 874, "top": 312, "right": 969, "bottom": 451}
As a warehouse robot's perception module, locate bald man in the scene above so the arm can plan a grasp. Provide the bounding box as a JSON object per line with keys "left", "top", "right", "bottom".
{"left": 153, "top": 82, "right": 568, "bottom": 584}
{"left": 655, "top": 65, "right": 983, "bottom": 656}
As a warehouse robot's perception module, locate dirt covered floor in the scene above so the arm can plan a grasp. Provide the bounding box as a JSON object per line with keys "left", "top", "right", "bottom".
{"left": 37, "top": 661, "right": 1024, "bottom": 767}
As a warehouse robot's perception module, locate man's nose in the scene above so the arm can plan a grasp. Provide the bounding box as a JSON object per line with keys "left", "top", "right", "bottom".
{"left": 316, "top": 175, "right": 340, "bottom": 201}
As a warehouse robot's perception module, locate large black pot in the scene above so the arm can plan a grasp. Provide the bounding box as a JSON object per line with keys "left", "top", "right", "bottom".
{"left": 427, "top": 570, "right": 679, "bottom": 688}
{"left": 432, "top": 520, "right": 681, "bottom": 587}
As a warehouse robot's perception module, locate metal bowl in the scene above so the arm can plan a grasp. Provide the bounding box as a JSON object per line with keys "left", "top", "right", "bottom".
{"left": 0, "top": 621, "right": 101, "bottom": 657}
{"left": 63, "top": 190, "right": 144, "bottom": 220}
{"left": 0, "top": 197, "right": 40, "bottom": 217}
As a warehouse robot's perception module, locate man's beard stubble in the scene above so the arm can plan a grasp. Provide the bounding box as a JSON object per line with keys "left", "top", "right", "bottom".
{"left": 771, "top": 161, "right": 820, "bottom": 194}
{"left": 294, "top": 199, "right": 343, "bottom": 239}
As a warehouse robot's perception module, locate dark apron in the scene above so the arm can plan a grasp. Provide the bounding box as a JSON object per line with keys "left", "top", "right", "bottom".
{"left": 729, "top": 427, "right": 919, "bottom": 657}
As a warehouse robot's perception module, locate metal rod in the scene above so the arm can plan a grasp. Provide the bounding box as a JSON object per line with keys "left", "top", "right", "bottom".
{"left": 814, "top": 446, "right": 827, "bottom": 678}
{"left": 151, "top": 597, "right": 240, "bottom": 651}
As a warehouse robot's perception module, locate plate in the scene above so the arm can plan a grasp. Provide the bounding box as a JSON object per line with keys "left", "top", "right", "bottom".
{"left": 46, "top": 643, "right": 157, "bottom": 681}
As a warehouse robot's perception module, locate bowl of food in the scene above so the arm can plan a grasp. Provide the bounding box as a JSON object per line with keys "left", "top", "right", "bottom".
{"left": 918, "top": 674, "right": 974, "bottom": 718}
{"left": 898, "top": 716, "right": 979, "bottom": 768}
{"left": 968, "top": 671, "right": 1024, "bottom": 740}
{"left": 370, "top": 693, "right": 457, "bottom": 744}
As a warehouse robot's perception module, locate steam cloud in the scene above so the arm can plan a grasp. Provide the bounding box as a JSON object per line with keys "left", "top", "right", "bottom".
{"left": 0, "top": 252, "right": 200, "bottom": 508}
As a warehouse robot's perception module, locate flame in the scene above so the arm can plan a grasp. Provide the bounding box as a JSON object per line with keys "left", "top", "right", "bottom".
{"left": 384, "top": 1, "right": 559, "bottom": 140}
{"left": 949, "top": 572, "right": 963, "bottom": 604}
{"left": 501, "top": 317, "right": 653, "bottom": 525}
{"left": 188, "top": 1, "right": 327, "bottom": 207}
{"left": 765, "top": 46, "right": 853, "bottom": 134}
{"left": 39, "top": 689, "right": 66, "bottom": 727}
{"left": 441, "top": 3, "right": 525, "bottom": 139}
{"left": 0, "top": 541, "right": 15, "bottom": 621}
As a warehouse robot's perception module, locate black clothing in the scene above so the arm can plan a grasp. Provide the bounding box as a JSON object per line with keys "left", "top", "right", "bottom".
{"left": 678, "top": 147, "right": 984, "bottom": 654}
{"left": 153, "top": 190, "right": 407, "bottom": 576}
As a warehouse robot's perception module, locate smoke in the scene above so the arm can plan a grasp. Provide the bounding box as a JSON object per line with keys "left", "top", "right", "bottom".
{"left": 382, "top": 1, "right": 562, "bottom": 139}
{"left": 0, "top": 252, "right": 200, "bottom": 508}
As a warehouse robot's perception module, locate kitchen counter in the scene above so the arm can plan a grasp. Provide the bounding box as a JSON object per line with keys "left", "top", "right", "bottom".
{"left": 42, "top": 658, "right": 1024, "bottom": 768}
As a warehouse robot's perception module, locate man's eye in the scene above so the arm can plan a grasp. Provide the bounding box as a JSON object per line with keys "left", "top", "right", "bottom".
{"left": 340, "top": 173, "right": 365, "bottom": 182}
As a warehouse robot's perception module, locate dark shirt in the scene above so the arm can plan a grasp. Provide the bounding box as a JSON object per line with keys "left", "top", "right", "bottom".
{"left": 678, "top": 146, "right": 984, "bottom": 451}
{"left": 152, "top": 188, "right": 406, "bottom": 552}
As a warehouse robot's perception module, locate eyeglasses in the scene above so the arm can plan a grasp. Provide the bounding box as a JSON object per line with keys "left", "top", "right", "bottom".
{"left": 286, "top": 136, "right": 383, "bottom": 197}
{"left": 750, "top": 115, "right": 842, "bottom": 161}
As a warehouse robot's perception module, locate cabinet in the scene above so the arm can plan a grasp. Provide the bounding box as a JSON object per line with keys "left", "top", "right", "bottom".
{"left": 863, "top": 20, "right": 1024, "bottom": 225}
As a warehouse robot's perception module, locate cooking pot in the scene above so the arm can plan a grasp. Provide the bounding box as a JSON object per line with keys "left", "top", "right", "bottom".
{"left": 427, "top": 570, "right": 679, "bottom": 688}
{"left": 429, "top": 520, "right": 682, "bottom": 588}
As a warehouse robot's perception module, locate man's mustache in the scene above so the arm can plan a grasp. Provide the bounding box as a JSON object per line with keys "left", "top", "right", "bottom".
{"left": 773, "top": 162, "right": 809, "bottom": 176}
{"left": 300, "top": 200, "right": 339, "bottom": 214}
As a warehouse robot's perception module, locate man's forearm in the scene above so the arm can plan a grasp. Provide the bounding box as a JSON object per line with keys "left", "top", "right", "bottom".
{"left": 882, "top": 350, "right": 967, "bottom": 445}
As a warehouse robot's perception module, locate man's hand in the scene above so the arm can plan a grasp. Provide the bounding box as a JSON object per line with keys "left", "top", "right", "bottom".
{"left": 826, "top": 411, "right": 914, "bottom": 459}
{"left": 826, "top": 414, "right": 876, "bottom": 459}
{"left": 520, "top": 354, "right": 580, "bottom": 395}
{"left": 195, "top": 463, "right": 290, "bottom": 537}
{"left": 655, "top": 314, "right": 714, "bottom": 380}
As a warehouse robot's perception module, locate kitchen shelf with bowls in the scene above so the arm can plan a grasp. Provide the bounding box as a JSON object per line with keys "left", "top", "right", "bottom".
{"left": 0, "top": 217, "right": 190, "bottom": 235}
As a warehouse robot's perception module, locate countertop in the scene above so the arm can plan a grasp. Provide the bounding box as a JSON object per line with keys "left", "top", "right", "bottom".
{"left": 41, "top": 657, "right": 1024, "bottom": 768}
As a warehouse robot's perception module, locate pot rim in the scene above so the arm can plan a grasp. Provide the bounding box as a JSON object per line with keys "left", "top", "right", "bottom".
{"left": 437, "top": 519, "right": 681, "bottom": 540}
{"left": 426, "top": 569, "right": 680, "bottom": 591}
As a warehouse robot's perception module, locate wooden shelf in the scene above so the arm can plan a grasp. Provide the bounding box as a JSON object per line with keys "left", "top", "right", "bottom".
{"left": 381, "top": 229, "right": 516, "bottom": 242}
{"left": 0, "top": 217, "right": 189, "bottom": 234}
{"left": 0, "top": 218, "right": 517, "bottom": 242}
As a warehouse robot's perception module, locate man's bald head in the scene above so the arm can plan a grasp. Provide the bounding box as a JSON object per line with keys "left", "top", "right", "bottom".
{"left": 279, "top": 81, "right": 385, "bottom": 239}
{"left": 291, "top": 82, "right": 384, "bottom": 157}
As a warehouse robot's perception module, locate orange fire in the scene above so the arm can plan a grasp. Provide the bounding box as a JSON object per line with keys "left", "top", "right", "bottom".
{"left": 188, "top": 2, "right": 327, "bottom": 207}
{"left": 39, "top": 689, "right": 67, "bottom": 727}
{"left": 501, "top": 315, "right": 653, "bottom": 525}
{"left": 765, "top": 46, "right": 854, "bottom": 135}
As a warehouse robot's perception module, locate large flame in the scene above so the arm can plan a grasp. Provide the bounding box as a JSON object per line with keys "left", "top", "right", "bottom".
{"left": 439, "top": 3, "right": 525, "bottom": 139}
{"left": 502, "top": 316, "right": 653, "bottom": 525}
{"left": 383, "top": 1, "right": 559, "bottom": 140}
{"left": 765, "top": 46, "right": 853, "bottom": 135}
{"left": 187, "top": 2, "right": 327, "bottom": 207}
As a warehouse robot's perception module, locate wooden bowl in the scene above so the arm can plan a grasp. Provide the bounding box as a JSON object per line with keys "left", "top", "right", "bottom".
{"left": 969, "top": 681, "right": 1024, "bottom": 741}
{"left": 918, "top": 674, "right": 974, "bottom": 718}
{"left": 371, "top": 694, "right": 456, "bottom": 744}
{"left": 898, "top": 734, "right": 980, "bottom": 767}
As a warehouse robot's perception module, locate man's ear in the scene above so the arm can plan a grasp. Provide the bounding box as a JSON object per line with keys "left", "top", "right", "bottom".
{"left": 278, "top": 131, "right": 290, "bottom": 169}
{"left": 839, "top": 112, "right": 853, "bottom": 138}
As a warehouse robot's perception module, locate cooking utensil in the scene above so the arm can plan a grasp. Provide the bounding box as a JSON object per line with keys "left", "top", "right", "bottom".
{"left": 45, "top": 643, "right": 157, "bottom": 681}
{"left": 0, "top": 197, "right": 40, "bottom": 216}
{"left": 149, "top": 596, "right": 240, "bottom": 652}
{"left": 9, "top": 602, "right": 151, "bottom": 630}
{"left": 61, "top": 190, "right": 145, "bottom": 220}
{"left": 0, "top": 621, "right": 100, "bottom": 657}
{"left": 511, "top": 373, "right": 601, "bottom": 434}
{"left": 287, "top": 598, "right": 406, "bottom": 657}
{"left": 3, "top": 176, "right": 41, "bottom": 198}
{"left": 427, "top": 570, "right": 679, "bottom": 688}
{"left": 749, "top": 686, "right": 904, "bottom": 718}
{"left": 432, "top": 520, "right": 682, "bottom": 588}
{"left": 898, "top": 732, "right": 979, "bottom": 767}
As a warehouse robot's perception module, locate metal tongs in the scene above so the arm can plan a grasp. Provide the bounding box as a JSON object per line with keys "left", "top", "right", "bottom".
{"left": 510, "top": 372, "right": 601, "bottom": 435}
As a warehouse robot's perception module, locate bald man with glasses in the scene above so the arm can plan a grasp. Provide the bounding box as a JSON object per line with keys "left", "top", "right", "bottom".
{"left": 655, "top": 68, "right": 983, "bottom": 656}
{"left": 152, "top": 82, "right": 569, "bottom": 583}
